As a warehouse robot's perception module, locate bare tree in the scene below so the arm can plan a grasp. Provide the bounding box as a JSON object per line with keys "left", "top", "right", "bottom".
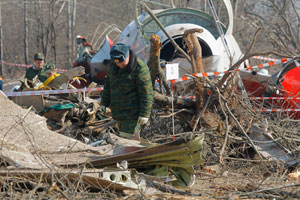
{"left": 67, "top": 0, "right": 72, "bottom": 65}
{"left": 24, "top": 0, "right": 28, "bottom": 64}
{"left": 234, "top": 0, "right": 300, "bottom": 56}
{"left": 72, "top": 0, "right": 76, "bottom": 59}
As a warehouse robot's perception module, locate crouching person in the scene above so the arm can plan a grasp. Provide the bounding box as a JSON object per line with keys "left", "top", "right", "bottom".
{"left": 100, "top": 43, "right": 153, "bottom": 140}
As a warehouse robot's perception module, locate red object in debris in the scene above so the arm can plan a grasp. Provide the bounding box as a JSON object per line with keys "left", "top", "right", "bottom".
{"left": 241, "top": 60, "right": 300, "bottom": 118}
{"left": 240, "top": 70, "right": 268, "bottom": 97}
{"left": 280, "top": 66, "right": 300, "bottom": 98}
{"left": 278, "top": 65, "right": 300, "bottom": 118}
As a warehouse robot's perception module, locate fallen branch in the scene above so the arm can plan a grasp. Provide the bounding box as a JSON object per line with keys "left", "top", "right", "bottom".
{"left": 148, "top": 180, "right": 202, "bottom": 196}
{"left": 154, "top": 91, "right": 195, "bottom": 108}
{"left": 216, "top": 88, "right": 264, "bottom": 159}
{"left": 239, "top": 183, "right": 300, "bottom": 197}
{"left": 218, "top": 92, "right": 230, "bottom": 166}
{"left": 160, "top": 108, "right": 192, "bottom": 118}
{"left": 192, "top": 85, "right": 213, "bottom": 132}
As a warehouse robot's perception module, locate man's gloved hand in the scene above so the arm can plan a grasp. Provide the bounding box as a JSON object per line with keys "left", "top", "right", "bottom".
{"left": 100, "top": 105, "right": 106, "bottom": 114}
{"left": 138, "top": 117, "right": 149, "bottom": 125}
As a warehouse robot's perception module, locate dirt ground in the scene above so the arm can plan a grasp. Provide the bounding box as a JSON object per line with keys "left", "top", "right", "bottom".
{"left": 119, "top": 162, "right": 300, "bottom": 199}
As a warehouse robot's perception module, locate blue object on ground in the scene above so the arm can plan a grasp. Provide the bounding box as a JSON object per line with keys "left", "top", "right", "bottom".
{"left": 89, "top": 139, "right": 104, "bottom": 147}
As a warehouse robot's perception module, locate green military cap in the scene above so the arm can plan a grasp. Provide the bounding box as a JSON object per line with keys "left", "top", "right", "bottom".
{"left": 34, "top": 53, "right": 44, "bottom": 60}
{"left": 44, "top": 63, "right": 56, "bottom": 73}
{"left": 110, "top": 43, "right": 129, "bottom": 63}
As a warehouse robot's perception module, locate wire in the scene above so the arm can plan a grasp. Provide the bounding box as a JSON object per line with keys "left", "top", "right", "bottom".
{"left": 208, "top": 0, "right": 232, "bottom": 59}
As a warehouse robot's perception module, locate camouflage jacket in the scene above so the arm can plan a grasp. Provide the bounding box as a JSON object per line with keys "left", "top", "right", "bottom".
{"left": 101, "top": 50, "right": 153, "bottom": 121}
{"left": 25, "top": 65, "right": 48, "bottom": 82}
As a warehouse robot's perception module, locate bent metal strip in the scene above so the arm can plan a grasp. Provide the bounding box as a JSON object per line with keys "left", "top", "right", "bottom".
{"left": 5, "top": 87, "right": 103, "bottom": 97}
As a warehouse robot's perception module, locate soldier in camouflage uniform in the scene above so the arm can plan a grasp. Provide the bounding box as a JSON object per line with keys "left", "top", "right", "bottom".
{"left": 24, "top": 53, "right": 48, "bottom": 82}
{"left": 101, "top": 43, "right": 153, "bottom": 140}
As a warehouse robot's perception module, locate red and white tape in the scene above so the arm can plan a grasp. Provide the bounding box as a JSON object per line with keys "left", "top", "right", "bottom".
{"left": 179, "top": 96, "right": 196, "bottom": 100}
{"left": 250, "top": 97, "right": 300, "bottom": 100}
{"left": 1, "top": 60, "right": 68, "bottom": 72}
{"left": 251, "top": 56, "right": 281, "bottom": 62}
{"left": 5, "top": 87, "right": 102, "bottom": 97}
{"left": 179, "top": 96, "right": 300, "bottom": 101}
{"left": 2, "top": 60, "right": 31, "bottom": 68}
{"left": 253, "top": 108, "right": 300, "bottom": 112}
{"left": 176, "top": 58, "right": 291, "bottom": 82}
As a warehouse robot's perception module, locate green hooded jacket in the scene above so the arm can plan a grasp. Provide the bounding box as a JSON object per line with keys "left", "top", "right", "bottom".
{"left": 101, "top": 51, "right": 153, "bottom": 121}
{"left": 25, "top": 64, "right": 48, "bottom": 82}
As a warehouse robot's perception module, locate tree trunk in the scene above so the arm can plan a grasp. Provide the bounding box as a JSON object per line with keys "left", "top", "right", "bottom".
{"left": 233, "top": 0, "right": 239, "bottom": 19}
{"left": 24, "top": 0, "right": 28, "bottom": 64}
{"left": 183, "top": 29, "right": 205, "bottom": 130}
{"left": 67, "top": 0, "right": 72, "bottom": 65}
{"left": 183, "top": 28, "right": 204, "bottom": 109}
{"left": 72, "top": 0, "right": 77, "bottom": 59}
{"left": 50, "top": 1, "right": 56, "bottom": 64}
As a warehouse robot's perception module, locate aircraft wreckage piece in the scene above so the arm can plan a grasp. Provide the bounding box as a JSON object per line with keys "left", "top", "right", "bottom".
{"left": 0, "top": 168, "right": 138, "bottom": 191}
{"left": 117, "top": 3, "right": 242, "bottom": 73}
{"left": 240, "top": 58, "right": 300, "bottom": 118}
{"left": 89, "top": 1, "right": 243, "bottom": 84}
{"left": 0, "top": 91, "right": 110, "bottom": 169}
{"left": 248, "top": 124, "right": 300, "bottom": 166}
{"left": 79, "top": 134, "right": 204, "bottom": 188}
{"left": 46, "top": 66, "right": 85, "bottom": 89}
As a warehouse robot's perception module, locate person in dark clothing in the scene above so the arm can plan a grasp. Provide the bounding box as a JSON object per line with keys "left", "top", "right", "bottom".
{"left": 101, "top": 43, "right": 153, "bottom": 140}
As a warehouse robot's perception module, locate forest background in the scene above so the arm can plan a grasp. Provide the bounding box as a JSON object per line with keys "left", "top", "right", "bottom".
{"left": 1, "top": 0, "right": 299, "bottom": 81}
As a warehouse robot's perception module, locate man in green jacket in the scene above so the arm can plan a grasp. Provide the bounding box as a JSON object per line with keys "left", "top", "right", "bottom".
{"left": 24, "top": 53, "right": 48, "bottom": 82}
{"left": 101, "top": 43, "right": 153, "bottom": 140}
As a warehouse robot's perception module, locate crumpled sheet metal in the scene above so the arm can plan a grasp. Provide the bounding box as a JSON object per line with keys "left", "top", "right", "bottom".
{"left": 83, "top": 134, "right": 204, "bottom": 188}
{"left": 249, "top": 124, "right": 300, "bottom": 166}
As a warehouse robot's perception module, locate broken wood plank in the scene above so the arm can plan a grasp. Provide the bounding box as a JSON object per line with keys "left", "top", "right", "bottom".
{"left": 154, "top": 91, "right": 195, "bottom": 108}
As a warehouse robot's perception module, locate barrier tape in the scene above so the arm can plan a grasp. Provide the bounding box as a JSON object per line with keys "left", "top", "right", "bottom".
{"left": 253, "top": 108, "right": 300, "bottom": 112}
{"left": 177, "top": 58, "right": 291, "bottom": 82}
{"left": 5, "top": 87, "right": 103, "bottom": 97}
{"left": 251, "top": 56, "right": 280, "bottom": 62}
{"left": 250, "top": 97, "right": 300, "bottom": 100}
{"left": 177, "top": 96, "right": 300, "bottom": 112}
{"left": 180, "top": 96, "right": 196, "bottom": 100}
{"left": 179, "top": 96, "right": 300, "bottom": 100}
{"left": 1, "top": 60, "right": 68, "bottom": 72}
{"left": 3, "top": 56, "right": 296, "bottom": 80}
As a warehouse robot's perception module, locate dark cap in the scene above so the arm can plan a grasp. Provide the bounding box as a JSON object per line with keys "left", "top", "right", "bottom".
{"left": 44, "top": 63, "right": 56, "bottom": 73}
{"left": 34, "top": 53, "right": 44, "bottom": 61}
{"left": 110, "top": 43, "right": 129, "bottom": 63}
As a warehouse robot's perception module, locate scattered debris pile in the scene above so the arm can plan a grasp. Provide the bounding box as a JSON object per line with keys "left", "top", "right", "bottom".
{"left": 2, "top": 12, "right": 300, "bottom": 200}
{"left": 3, "top": 57, "right": 300, "bottom": 199}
